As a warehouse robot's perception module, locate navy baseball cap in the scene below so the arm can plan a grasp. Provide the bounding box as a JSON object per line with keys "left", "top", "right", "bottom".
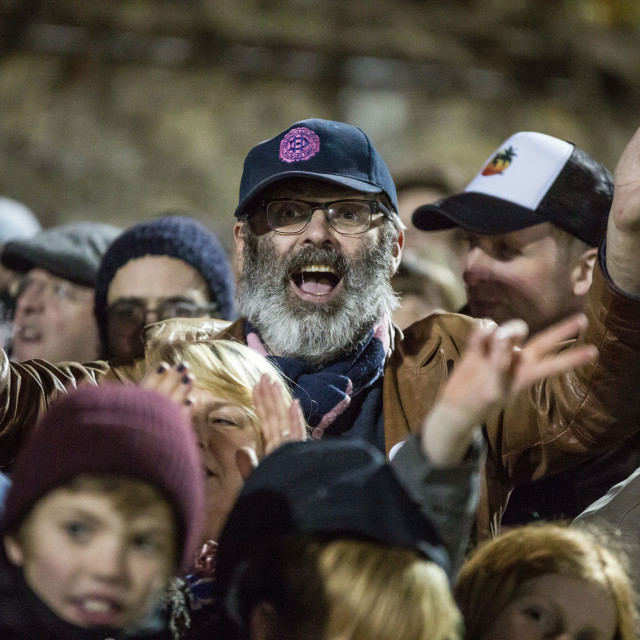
{"left": 213, "top": 438, "right": 449, "bottom": 596}
{"left": 412, "top": 132, "right": 612, "bottom": 247}
{"left": 234, "top": 118, "right": 399, "bottom": 218}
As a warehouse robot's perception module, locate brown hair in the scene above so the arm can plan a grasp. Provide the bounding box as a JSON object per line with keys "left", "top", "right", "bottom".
{"left": 454, "top": 524, "right": 636, "bottom": 640}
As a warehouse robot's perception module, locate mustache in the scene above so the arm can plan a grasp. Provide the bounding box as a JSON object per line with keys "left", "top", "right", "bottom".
{"left": 284, "top": 246, "right": 350, "bottom": 280}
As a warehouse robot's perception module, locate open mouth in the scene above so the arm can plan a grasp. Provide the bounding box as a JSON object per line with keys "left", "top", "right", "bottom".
{"left": 291, "top": 264, "right": 342, "bottom": 299}
{"left": 14, "top": 325, "right": 42, "bottom": 344}
{"left": 73, "top": 596, "right": 124, "bottom": 626}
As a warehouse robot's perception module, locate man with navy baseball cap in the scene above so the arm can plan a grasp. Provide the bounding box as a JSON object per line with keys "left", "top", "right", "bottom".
{"left": 211, "top": 118, "right": 640, "bottom": 538}
{"left": 1, "top": 118, "right": 640, "bottom": 544}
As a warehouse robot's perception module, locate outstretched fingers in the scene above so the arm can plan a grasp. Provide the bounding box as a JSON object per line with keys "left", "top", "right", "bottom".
{"left": 513, "top": 314, "right": 597, "bottom": 390}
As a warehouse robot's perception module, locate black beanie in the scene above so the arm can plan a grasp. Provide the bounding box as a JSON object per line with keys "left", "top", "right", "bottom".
{"left": 94, "top": 215, "right": 236, "bottom": 354}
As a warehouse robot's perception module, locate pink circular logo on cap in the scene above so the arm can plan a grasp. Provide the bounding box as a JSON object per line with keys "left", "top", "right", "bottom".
{"left": 279, "top": 127, "right": 320, "bottom": 163}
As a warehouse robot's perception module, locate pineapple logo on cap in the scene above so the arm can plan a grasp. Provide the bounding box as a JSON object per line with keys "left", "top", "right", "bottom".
{"left": 481, "top": 145, "right": 517, "bottom": 176}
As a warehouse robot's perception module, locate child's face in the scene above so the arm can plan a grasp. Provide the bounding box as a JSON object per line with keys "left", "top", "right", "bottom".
{"left": 4, "top": 485, "right": 176, "bottom": 629}
{"left": 481, "top": 573, "right": 616, "bottom": 640}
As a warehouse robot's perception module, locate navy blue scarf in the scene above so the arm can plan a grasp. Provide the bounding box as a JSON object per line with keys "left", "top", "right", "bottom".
{"left": 246, "top": 319, "right": 389, "bottom": 440}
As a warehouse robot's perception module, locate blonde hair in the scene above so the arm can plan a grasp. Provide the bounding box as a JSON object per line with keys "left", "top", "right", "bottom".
{"left": 319, "top": 539, "right": 462, "bottom": 640}
{"left": 154, "top": 338, "right": 293, "bottom": 449}
{"left": 454, "top": 524, "right": 636, "bottom": 640}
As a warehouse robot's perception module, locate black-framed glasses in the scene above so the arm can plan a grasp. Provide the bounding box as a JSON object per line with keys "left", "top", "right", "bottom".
{"left": 263, "top": 199, "right": 391, "bottom": 236}
{"left": 107, "top": 297, "right": 220, "bottom": 331}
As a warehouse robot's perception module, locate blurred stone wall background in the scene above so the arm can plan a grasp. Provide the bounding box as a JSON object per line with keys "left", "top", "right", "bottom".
{"left": 1, "top": 0, "right": 639, "bottom": 256}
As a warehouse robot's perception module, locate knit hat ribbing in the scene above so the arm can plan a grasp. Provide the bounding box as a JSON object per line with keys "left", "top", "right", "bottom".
{"left": 94, "top": 215, "right": 235, "bottom": 354}
{"left": 0, "top": 384, "right": 205, "bottom": 573}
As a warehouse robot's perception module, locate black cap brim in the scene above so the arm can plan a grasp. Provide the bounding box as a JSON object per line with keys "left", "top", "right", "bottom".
{"left": 412, "top": 192, "right": 548, "bottom": 235}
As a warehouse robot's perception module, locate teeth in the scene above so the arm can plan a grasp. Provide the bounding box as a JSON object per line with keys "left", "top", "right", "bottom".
{"left": 18, "top": 327, "right": 39, "bottom": 340}
{"left": 301, "top": 264, "right": 338, "bottom": 274}
{"left": 83, "top": 599, "right": 112, "bottom": 613}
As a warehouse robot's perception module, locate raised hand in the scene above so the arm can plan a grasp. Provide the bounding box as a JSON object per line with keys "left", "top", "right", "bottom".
{"left": 422, "top": 313, "right": 597, "bottom": 467}
{"left": 141, "top": 361, "right": 194, "bottom": 409}
{"left": 607, "top": 125, "right": 640, "bottom": 294}
{"left": 252, "top": 374, "right": 306, "bottom": 457}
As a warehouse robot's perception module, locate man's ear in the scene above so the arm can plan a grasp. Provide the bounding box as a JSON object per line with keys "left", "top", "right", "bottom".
{"left": 389, "top": 227, "right": 405, "bottom": 277}
{"left": 249, "top": 601, "right": 278, "bottom": 640}
{"left": 234, "top": 222, "right": 246, "bottom": 272}
{"left": 3, "top": 535, "right": 24, "bottom": 567}
{"left": 571, "top": 247, "right": 597, "bottom": 297}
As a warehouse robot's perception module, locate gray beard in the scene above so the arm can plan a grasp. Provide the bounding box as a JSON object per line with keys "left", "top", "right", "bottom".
{"left": 236, "top": 227, "right": 399, "bottom": 364}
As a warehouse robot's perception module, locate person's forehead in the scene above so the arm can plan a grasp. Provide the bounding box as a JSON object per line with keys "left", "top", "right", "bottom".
{"left": 262, "top": 178, "right": 376, "bottom": 200}
{"left": 27, "top": 267, "right": 90, "bottom": 291}
{"left": 464, "top": 222, "right": 557, "bottom": 244}
{"left": 106, "top": 256, "right": 210, "bottom": 302}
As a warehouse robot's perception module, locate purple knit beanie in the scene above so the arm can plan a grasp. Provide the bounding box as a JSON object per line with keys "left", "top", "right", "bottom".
{"left": 94, "top": 215, "right": 236, "bottom": 356}
{"left": 1, "top": 383, "right": 205, "bottom": 573}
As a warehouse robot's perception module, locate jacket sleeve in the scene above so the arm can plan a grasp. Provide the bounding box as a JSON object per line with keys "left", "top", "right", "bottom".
{"left": 391, "top": 433, "right": 484, "bottom": 577}
{"left": 0, "top": 352, "right": 121, "bottom": 469}
{"left": 487, "top": 256, "right": 640, "bottom": 485}
{"left": 0, "top": 318, "right": 240, "bottom": 470}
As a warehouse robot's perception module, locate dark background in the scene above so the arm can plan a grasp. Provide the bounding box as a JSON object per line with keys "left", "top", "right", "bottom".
{"left": 1, "top": 0, "right": 639, "bottom": 257}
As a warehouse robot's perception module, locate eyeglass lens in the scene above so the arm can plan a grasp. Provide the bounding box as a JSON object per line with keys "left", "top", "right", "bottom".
{"left": 266, "top": 200, "right": 373, "bottom": 235}
{"left": 108, "top": 299, "right": 218, "bottom": 328}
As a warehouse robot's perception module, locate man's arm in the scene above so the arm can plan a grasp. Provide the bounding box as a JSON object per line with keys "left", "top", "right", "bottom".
{"left": 392, "top": 318, "right": 593, "bottom": 573}
{"left": 0, "top": 351, "right": 137, "bottom": 469}
{"left": 0, "top": 317, "right": 233, "bottom": 469}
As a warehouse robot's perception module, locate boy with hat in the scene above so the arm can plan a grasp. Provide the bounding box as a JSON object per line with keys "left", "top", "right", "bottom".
{"left": 0, "top": 383, "right": 205, "bottom": 639}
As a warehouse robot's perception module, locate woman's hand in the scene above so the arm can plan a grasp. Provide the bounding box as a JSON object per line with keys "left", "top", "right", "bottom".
{"left": 141, "top": 361, "right": 194, "bottom": 409}
{"left": 253, "top": 374, "right": 306, "bottom": 457}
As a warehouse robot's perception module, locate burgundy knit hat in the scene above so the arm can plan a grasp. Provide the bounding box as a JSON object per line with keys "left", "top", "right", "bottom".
{"left": 1, "top": 383, "right": 205, "bottom": 573}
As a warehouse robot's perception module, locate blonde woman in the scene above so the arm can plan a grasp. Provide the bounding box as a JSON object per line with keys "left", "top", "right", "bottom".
{"left": 139, "top": 337, "right": 305, "bottom": 639}
{"left": 144, "top": 338, "right": 305, "bottom": 545}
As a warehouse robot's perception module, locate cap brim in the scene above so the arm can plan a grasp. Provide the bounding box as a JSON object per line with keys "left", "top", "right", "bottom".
{"left": 412, "top": 192, "right": 548, "bottom": 235}
{"left": 234, "top": 171, "right": 384, "bottom": 218}
{"left": 1, "top": 243, "right": 95, "bottom": 286}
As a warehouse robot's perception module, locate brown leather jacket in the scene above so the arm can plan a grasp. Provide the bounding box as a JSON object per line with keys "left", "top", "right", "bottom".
{"left": 1, "top": 260, "right": 639, "bottom": 538}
